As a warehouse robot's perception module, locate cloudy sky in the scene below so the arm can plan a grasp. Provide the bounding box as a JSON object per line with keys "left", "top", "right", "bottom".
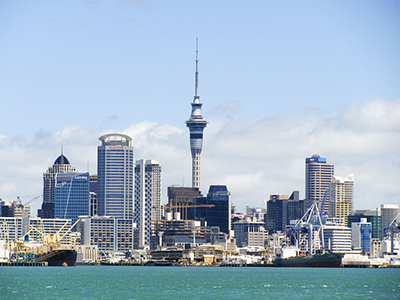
{"left": 0, "top": 1, "right": 399, "bottom": 214}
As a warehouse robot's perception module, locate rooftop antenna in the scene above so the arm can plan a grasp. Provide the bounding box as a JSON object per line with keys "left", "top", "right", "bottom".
{"left": 194, "top": 37, "right": 199, "bottom": 98}
{"left": 61, "top": 143, "right": 64, "bottom": 155}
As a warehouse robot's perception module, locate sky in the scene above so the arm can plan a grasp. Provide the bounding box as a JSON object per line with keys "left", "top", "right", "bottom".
{"left": 0, "top": 1, "right": 399, "bottom": 214}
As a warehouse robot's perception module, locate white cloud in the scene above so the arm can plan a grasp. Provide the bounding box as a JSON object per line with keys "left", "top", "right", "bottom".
{"left": 0, "top": 98, "right": 399, "bottom": 214}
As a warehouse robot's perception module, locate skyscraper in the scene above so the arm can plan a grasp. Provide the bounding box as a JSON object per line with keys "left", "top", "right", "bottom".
{"left": 134, "top": 159, "right": 162, "bottom": 249}
{"left": 185, "top": 40, "right": 207, "bottom": 190}
{"left": 305, "top": 154, "right": 334, "bottom": 213}
{"left": 194, "top": 185, "right": 231, "bottom": 235}
{"left": 54, "top": 172, "right": 90, "bottom": 223}
{"left": 38, "top": 152, "right": 78, "bottom": 218}
{"left": 97, "top": 133, "right": 134, "bottom": 219}
{"left": 329, "top": 174, "right": 354, "bottom": 226}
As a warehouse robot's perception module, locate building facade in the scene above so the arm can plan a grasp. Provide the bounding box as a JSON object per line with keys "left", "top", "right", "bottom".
{"left": 266, "top": 191, "right": 307, "bottom": 233}
{"left": 54, "top": 172, "right": 90, "bottom": 223}
{"left": 379, "top": 204, "right": 400, "bottom": 228}
{"left": 348, "top": 210, "right": 382, "bottom": 240}
{"left": 323, "top": 218, "right": 352, "bottom": 253}
{"left": 234, "top": 216, "right": 267, "bottom": 248}
{"left": 305, "top": 154, "right": 334, "bottom": 214}
{"left": 193, "top": 185, "right": 231, "bottom": 235}
{"left": 167, "top": 186, "right": 203, "bottom": 220}
{"left": 351, "top": 218, "right": 372, "bottom": 254}
{"left": 79, "top": 216, "right": 135, "bottom": 253}
{"left": 185, "top": 42, "right": 207, "bottom": 189}
{"left": 329, "top": 174, "right": 354, "bottom": 226}
{"left": 134, "top": 159, "right": 162, "bottom": 249}
{"left": 97, "top": 133, "right": 134, "bottom": 219}
{"left": 38, "top": 153, "right": 78, "bottom": 218}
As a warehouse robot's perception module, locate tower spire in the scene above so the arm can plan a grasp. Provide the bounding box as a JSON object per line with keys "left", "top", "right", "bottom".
{"left": 195, "top": 37, "right": 199, "bottom": 98}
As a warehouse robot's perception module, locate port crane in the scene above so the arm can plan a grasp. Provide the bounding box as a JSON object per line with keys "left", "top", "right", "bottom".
{"left": 286, "top": 201, "right": 324, "bottom": 255}
{"left": 382, "top": 212, "right": 400, "bottom": 254}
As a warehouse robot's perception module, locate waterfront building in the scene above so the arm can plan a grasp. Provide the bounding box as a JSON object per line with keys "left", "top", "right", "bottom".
{"left": 54, "top": 172, "right": 90, "bottom": 223}
{"left": 305, "top": 154, "right": 334, "bottom": 214}
{"left": 193, "top": 185, "right": 231, "bottom": 235}
{"left": 233, "top": 216, "right": 267, "bottom": 248}
{"left": 329, "top": 174, "right": 354, "bottom": 226}
{"left": 185, "top": 41, "right": 207, "bottom": 190}
{"left": 167, "top": 186, "right": 203, "bottom": 220}
{"left": 348, "top": 210, "right": 382, "bottom": 240}
{"left": 351, "top": 218, "right": 372, "bottom": 254}
{"left": 97, "top": 133, "right": 134, "bottom": 219}
{"left": 134, "top": 159, "right": 162, "bottom": 249}
{"left": 78, "top": 216, "right": 135, "bottom": 253}
{"left": 378, "top": 204, "right": 400, "bottom": 228}
{"left": 151, "top": 219, "right": 225, "bottom": 250}
{"left": 0, "top": 200, "right": 30, "bottom": 235}
{"left": 0, "top": 217, "right": 25, "bottom": 241}
{"left": 323, "top": 218, "right": 352, "bottom": 253}
{"left": 38, "top": 152, "right": 78, "bottom": 218}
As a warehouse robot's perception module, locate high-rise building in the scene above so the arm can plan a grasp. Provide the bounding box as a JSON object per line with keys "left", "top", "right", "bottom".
{"left": 54, "top": 172, "right": 90, "bottom": 223}
{"left": 185, "top": 41, "right": 207, "bottom": 190}
{"left": 305, "top": 154, "right": 334, "bottom": 213}
{"left": 329, "top": 173, "right": 354, "bottom": 226}
{"left": 38, "top": 153, "right": 78, "bottom": 218}
{"left": 266, "top": 191, "right": 307, "bottom": 233}
{"left": 97, "top": 133, "right": 134, "bottom": 219}
{"left": 134, "top": 159, "right": 162, "bottom": 249}
{"left": 193, "top": 185, "right": 231, "bottom": 235}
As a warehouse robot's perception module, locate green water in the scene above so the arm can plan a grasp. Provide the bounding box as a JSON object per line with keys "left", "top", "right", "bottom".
{"left": 0, "top": 266, "right": 399, "bottom": 299}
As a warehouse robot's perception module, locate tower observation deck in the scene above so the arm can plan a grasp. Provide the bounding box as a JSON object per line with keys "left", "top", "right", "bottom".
{"left": 185, "top": 40, "right": 208, "bottom": 190}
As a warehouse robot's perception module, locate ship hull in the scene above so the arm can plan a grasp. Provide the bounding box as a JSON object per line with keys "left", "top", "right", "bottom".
{"left": 35, "top": 249, "right": 77, "bottom": 267}
{"left": 273, "top": 253, "right": 344, "bottom": 268}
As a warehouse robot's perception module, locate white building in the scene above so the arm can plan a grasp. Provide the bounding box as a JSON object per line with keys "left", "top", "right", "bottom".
{"left": 0, "top": 217, "right": 25, "bottom": 242}
{"left": 329, "top": 174, "right": 354, "bottom": 226}
{"left": 134, "top": 159, "right": 161, "bottom": 249}
{"left": 78, "top": 216, "right": 135, "bottom": 253}
{"left": 323, "top": 218, "right": 352, "bottom": 252}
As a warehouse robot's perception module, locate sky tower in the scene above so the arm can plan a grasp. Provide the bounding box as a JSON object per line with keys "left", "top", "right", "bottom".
{"left": 186, "top": 39, "right": 208, "bottom": 190}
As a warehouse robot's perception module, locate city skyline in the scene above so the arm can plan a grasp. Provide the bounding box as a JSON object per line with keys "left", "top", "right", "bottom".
{"left": 0, "top": 2, "right": 399, "bottom": 213}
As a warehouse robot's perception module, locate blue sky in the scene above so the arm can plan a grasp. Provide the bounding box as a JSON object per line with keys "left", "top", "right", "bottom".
{"left": 0, "top": 1, "right": 399, "bottom": 213}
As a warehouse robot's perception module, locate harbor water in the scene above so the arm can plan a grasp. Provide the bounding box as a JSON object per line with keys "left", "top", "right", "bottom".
{"left": 1, "top": 266, "right": 399, "bottom": 299}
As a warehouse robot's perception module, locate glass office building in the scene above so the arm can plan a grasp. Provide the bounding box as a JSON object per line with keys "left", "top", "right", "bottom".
{"left": 54, "top": 172, "right": 90, "bottom": 223}
{"left": 97, "top": 133, "right": 134, "bottom": 219}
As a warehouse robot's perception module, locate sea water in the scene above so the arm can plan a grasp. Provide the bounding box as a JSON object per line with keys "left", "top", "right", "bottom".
{"left": 1, "top": 266, "right": 399, "bottom": 299}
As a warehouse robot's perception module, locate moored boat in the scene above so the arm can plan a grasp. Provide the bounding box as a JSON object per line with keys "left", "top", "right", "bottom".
{"left": 273, "top": 252, "right": 344, "bottom": 267}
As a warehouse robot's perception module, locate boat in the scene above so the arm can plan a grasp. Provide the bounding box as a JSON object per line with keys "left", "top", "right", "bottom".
{"left": 273, "top": 252, "right": 344, "bottom": 267}
{"left": 35, "top": 249, "right": 77, "bottom": 266}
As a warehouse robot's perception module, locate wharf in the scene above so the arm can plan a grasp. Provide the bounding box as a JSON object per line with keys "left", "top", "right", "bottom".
{"left": 0, "top": 261, "right": 48, "bottom": 267}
